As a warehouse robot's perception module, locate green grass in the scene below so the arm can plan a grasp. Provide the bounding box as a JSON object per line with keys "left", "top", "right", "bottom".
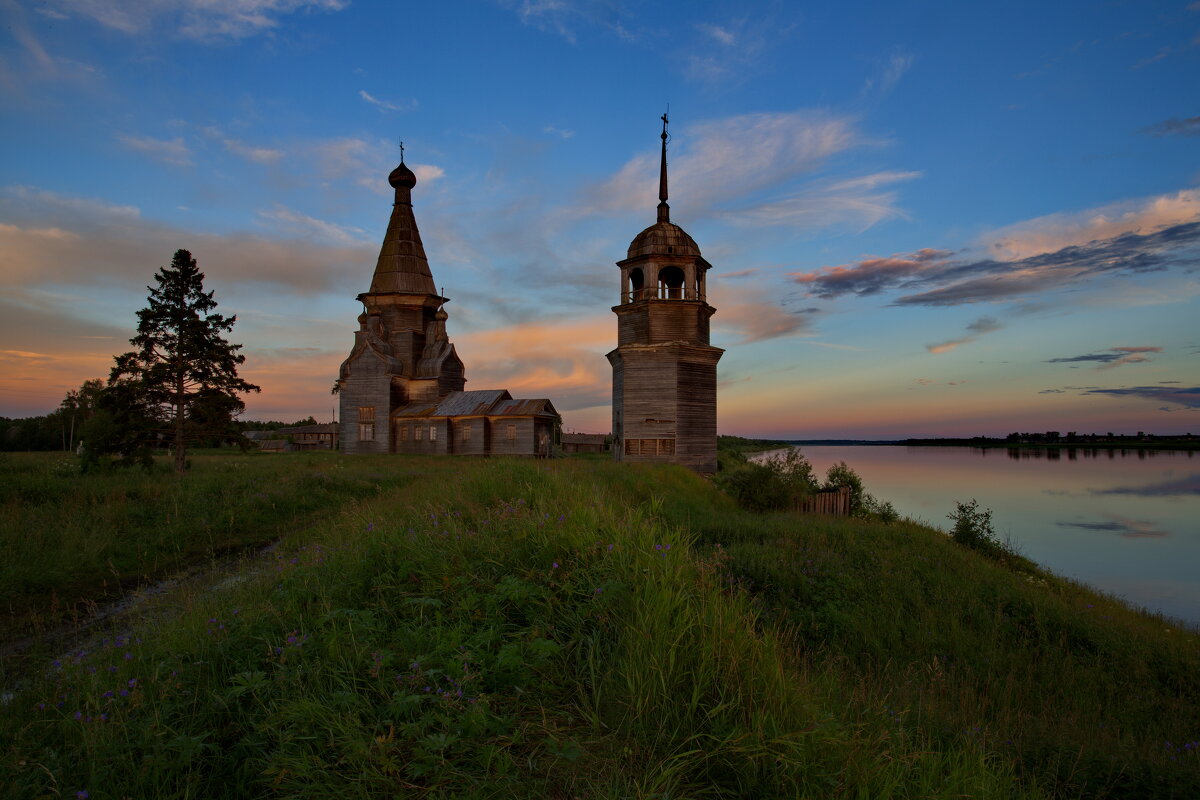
{"left": 1, "top": 454, "right": 1197, "bottom": 798}
{"left": 0, "top": 451, "right": 417, "bottom": 628}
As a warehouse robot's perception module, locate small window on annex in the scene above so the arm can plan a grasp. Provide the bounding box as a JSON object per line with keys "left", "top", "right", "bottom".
{"left": 415, "top": 427, "right": 424, "bottom": 441}
{"left": 460, "top": 423, "right": 472, "bottom": 442}
{"left": 506, "top": 424, "right": 516, "bottom": 442}
{"left": 429, "top": 426, "right": 438, "bottom": 441}
{"left": 397, "top": 424, "right": 408, "bottom": 442}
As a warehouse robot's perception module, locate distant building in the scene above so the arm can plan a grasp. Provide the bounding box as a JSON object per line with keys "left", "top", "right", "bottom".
{"left": 560, "top": 433, "right": 610, "bottom": 454}
{"left": 335, "top": 151, "right": 559, "bottom": 456}
{"left": 607, "top": 116, "right": 723, "bottom": 474}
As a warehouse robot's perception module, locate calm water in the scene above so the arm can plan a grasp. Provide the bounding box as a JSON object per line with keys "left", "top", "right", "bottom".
{"left": 757, "top": 446, "right": 1200, "bottom": 627}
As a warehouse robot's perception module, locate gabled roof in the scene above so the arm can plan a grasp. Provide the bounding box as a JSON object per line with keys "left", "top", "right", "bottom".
{"left": 391, "top": 389, "right": 512, "bottom": 419}
{"left": 492, "top": 398, "right": 559, "bottom": 418}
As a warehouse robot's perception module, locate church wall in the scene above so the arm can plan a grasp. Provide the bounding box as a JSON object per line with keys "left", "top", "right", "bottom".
{"left": 675, "top": 355, "right": 719, "bottom": 473}
{"left": 393, "top": 418, "right": 449, "bottom": 455}
{"left": 339, "top": 360, "right": 392, "bottom": 455}
{"left": 609, "top": 354, "right": 625, "bottom": 460}
{"left": 450, "top": 417, "right": 488, "bottom": 456}
{"left": 485, "top": 417, "right": 543, "bottom": 456}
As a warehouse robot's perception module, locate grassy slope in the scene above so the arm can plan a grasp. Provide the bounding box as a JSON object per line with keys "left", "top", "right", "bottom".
{"left": 1, "top": 454, "right": 1197, "bottom": 798}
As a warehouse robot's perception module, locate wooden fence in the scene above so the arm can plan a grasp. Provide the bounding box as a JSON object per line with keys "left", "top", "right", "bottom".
{"left": 795, "top": 486, "right": 851, "bottom": 516}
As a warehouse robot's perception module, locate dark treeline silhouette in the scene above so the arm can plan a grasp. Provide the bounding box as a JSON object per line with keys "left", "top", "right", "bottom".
{"left": 904, "top": 431, "right": 1198, "bottom": 448}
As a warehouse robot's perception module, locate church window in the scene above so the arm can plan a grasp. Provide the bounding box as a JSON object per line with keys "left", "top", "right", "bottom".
{"left": 506, "top": 424, "right": 516, "bottom": 441}
{"left": 358, "top": 423, "right": 374, "bottom": 442}
{"left": 398, "top": 424, "right": 408, "bottom": 442}
{"left": 461, "top": 424, "right": 472, "bottom": 442}
{"left": 429, "top": 426, "right": 437, "bottom": 441}
{"left": 415, "top": 427, "right": 424, "bottom": 441}
{"left": 358, "top": 406, "right": 375, "bottom": 422}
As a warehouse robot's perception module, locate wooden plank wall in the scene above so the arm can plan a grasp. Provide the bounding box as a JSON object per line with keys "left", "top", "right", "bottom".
{"left": 795, "top": 486, "right": 851, "bottom": 516}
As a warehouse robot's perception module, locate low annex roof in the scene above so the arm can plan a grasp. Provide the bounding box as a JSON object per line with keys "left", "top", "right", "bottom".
{"left": 492, "top": 398, "right": 558, "bottom": 418}
{"left": 390, "top": 390, "right": 558, "bottom": 420}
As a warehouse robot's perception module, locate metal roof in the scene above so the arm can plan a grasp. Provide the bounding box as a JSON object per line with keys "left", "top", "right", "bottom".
{"left": 492, "top": 398, "right": 558, "bottom": 418}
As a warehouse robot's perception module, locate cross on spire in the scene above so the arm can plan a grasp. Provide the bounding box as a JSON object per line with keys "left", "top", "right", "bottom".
{"left": 657, "top": 110, "right": 670, "bottom": 223}
{"left": 399, "top": 139, "right": 405, "bottom": 164}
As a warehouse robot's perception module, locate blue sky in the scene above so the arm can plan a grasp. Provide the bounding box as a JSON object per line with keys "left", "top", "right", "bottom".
{"left": 1, "top": 0, "right": 1197, "bottom": 437}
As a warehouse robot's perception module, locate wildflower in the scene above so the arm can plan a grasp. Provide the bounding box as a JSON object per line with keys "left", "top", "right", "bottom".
{"left": 552, "top": 562, "right": 559, "bottom": 569}
{"left": 76, "top": 792, "right": 89, "bottom": 799}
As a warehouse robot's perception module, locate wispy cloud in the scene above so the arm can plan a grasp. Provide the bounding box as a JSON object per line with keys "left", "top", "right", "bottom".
{"left": 1142, "top": 116, "right": 1200, "bottom": 137}
{"left": 0, "top": 185, "right": 373, "bottom": 294}
{"left": 215, "top": 132, "right": 284, "bottom": 164}
{"left": 926, "top": 316, "right": 1003, "bottom": 354}
{"left": 1045, "top": 346, "right": 1162, "bottom": 369}
{"left": 588, "top": 110, "right": 910, "bottom": 233}
{"left": 358, "top": 90, "right": 417, "bottom": 113}
{"left": 256, "top": 205, "right": 371, "bottom": 246}
{"left": 791, "top": 190, "right": 1200, "bottom": 306}
{"left": 118, "top": 134, "right": 193, "bottom": 166}
{"left": 863, "top": 49, "right": 914, "bottom": 95}
{"left": 43, "top": 0, "right": 350, "bottom": 41}
{"left": 543, "top": 125, "right": 575, "bottom": 139}
{"left": 792, "top": 248, "right": 949, "bottom": 298}
{"left": 496, "top": 0, "right": 633, "bottom": 45}
{"left": 1082, "top": 385, "right": 1200, "bottom": 409}
{"left": 713, "top": 286, "right": 815, "bottom": 345}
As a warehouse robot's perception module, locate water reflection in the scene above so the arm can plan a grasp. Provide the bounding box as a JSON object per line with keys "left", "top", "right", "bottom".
{"left": 1056, "top": 515, "right": 1171, "bottom": 538}
{"left": 1091, "top": 473, "right": 1200, "bottom": 497}
{"left": 1001, "top": 447, "right": 1195, "bottom": 460}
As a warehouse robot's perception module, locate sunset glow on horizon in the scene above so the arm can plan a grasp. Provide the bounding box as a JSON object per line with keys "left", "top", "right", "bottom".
{"left": 1, "top": 1, "right": 1196, "bottom": 438}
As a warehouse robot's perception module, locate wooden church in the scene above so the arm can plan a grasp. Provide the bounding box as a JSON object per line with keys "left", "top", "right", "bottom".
{"left": 335, "top": 153, "right": 559, "bottom": 456}
{"left": 608, "top": 115, "right": 724, "bottom": 474}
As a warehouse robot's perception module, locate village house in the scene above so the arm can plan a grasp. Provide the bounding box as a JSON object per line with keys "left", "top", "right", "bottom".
{"left": 335, "top": 151, "right": 559, "bottom": 456}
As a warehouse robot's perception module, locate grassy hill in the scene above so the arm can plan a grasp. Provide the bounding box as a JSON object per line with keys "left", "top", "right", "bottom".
{"left": 1, "top": 453, "right": 1197, "bottom": 798}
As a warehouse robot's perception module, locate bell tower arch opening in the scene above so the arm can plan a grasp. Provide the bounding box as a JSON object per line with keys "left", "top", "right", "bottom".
{"left": 658, "top": 265, "right": 685, "bottom": 299}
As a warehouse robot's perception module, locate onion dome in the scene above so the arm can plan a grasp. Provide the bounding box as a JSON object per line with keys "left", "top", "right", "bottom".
{"left": 388, "top": 161, "right": 417, "bottom": 191}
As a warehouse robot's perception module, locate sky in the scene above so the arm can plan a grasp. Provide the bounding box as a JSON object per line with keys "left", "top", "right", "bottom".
{"left": 1, "top": 0, "right": 1198, "bottom": 438}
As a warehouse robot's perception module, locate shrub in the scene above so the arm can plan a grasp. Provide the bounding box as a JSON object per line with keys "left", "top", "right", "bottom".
{"left": 717, "top": 448, "right": 818, "bottom": 511}
{"left": 948, "top": 499, "right": 1002, "bottom": 554}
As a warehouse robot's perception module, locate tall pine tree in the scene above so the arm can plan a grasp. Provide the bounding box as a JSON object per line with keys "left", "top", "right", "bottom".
{"left": 110, "top": 249, "right": 260, "bottom": 472}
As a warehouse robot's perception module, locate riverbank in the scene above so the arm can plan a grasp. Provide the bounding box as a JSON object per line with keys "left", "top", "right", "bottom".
{"left": 2, "top": 454, "right": 1197, "bottom": 797}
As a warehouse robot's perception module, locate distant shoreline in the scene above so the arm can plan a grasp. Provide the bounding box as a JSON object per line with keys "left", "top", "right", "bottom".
{"left": 773, "top": 438, "right": 1200, "bottom": 451}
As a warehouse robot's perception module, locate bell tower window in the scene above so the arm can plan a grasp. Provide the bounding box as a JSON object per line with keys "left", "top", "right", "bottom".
{"left": 659, "top": 265, "right": 685, "bottom": 299}
{"left": 627, "top": 267, "right": 644, "bottom": 302}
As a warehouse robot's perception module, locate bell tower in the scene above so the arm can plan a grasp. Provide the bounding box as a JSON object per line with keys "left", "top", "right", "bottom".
{"left": 607, "top": 114, "right": 724, "bottom": 474}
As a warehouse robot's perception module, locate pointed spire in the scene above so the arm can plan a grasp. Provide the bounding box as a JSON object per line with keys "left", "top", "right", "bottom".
{"left": 370, "top": 144, "right": 436, "bottom": 296}
{"left": 657, "top": 111, "right": 670, "bottom": 223}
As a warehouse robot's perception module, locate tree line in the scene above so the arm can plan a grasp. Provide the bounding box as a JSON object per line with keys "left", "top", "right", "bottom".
{"left": 2, "top": 250, "right": 264, "bottom": 472}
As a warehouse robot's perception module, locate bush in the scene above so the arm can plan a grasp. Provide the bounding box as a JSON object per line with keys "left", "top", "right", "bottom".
{"left": 717, "top": 448, "right": 818, "bottom": 511}
{"left": 948, "top": 499, "right": 1002, "bottom": 554}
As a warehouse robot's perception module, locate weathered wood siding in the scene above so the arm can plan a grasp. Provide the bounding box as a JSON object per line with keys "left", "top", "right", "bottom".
{"left": 486, "top": 417, "right": 536, "bottom": 456}
{"left": 339, "top": 353, "right": 392, "bottom": 455}
{"left": 450, "top": 417, "right": 489, "bottom": 456}
{"left": 796, "top": 486, "right": 851, "bottom": 516}
{"left": 392, "top": 419, "right": 449, "bottom": 455}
